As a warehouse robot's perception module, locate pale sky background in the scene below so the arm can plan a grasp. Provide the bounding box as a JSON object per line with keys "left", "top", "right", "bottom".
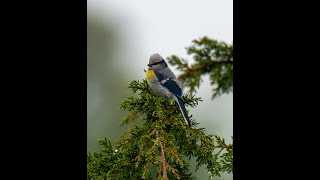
{"left": 88, "top": 0, "right": 232, "bottom": 76}
{"left": 88, "top": 0, "right": 233, "bottom": 179}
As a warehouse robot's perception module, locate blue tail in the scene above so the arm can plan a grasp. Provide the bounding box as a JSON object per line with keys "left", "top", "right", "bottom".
{"left": 174, "top": 96, "right": 191, "bottom": 127}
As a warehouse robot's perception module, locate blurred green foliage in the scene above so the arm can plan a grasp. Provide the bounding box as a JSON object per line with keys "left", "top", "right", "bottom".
{"left": 87, "top": 16, "right": 130, "bottom": 151}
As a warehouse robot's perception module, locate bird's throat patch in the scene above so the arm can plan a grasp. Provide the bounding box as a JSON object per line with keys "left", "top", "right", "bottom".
{"left": 146, "top": 70, "right": 156, "bottom": 81}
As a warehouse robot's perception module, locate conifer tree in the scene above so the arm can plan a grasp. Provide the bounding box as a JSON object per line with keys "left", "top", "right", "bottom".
{"left": 87, "top": 36, "right": 233, "bottom": 180}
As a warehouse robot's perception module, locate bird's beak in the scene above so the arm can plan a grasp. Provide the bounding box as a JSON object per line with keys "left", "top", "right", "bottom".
{"left": 147, "top": 64, "right": 151, "bottom": 67}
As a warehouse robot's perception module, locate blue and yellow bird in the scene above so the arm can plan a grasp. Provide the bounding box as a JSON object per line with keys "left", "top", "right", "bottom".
{"left": 146, "top": 53, "right": 191, "bottom": 127}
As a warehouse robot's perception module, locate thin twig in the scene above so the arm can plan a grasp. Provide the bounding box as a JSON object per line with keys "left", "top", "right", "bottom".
{"left": 215, "top": 147, "right": 224, "bottom": 159}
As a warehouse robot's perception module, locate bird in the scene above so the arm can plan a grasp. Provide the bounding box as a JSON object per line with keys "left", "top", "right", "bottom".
{"left": 145, "top": 53, "right": 191, "bottom": 127}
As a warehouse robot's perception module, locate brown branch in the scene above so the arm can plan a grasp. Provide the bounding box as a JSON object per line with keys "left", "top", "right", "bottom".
{"left": 178, "top": 60, "right": 233, "bottom": 81}
{"left": 160, "top": 141, "right": 168, "bottom": 180}
{"left": 156, "top": 130, "right": 168, "bottom": 180}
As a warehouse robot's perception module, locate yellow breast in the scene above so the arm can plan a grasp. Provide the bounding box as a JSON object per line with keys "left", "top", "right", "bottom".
{"left": 146, "top": 70, "right": 156, "bottom": 81}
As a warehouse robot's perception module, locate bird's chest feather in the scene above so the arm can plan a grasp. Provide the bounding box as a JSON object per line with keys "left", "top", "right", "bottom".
{"left": 146, "top": 70, "right": 156, "bottom": 82}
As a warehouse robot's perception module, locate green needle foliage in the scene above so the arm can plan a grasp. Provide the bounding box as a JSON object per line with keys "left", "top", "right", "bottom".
{"left": 87, "top": 37, "right": 233, "bottom": 180}
{"left": 167, "top": 36, "right": 233, "bottom": 99}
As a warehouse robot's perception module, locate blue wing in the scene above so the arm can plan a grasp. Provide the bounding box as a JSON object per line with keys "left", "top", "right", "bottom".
{"left": 154, "top": 71, "right": 182, "bottom": 96}
{"left": 161, "top": 79, "right": 183, "bottom": 97}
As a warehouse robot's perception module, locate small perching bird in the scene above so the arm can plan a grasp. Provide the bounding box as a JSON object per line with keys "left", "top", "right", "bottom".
{"left": 146, "top": 53, "right": 191, "bottom": 127}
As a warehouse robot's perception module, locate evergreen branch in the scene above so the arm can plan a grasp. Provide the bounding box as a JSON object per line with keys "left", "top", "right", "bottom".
{"left": 166, "top": 162, "right": 181, "bottom": 179}
{"left": 167, "top": 36, "right": 233, "bottom": 98}
{"left": 87, "top": 79, "right": 233, "bottom": 179}
{"left": 87, "top": 36, "right": 233, "bottom": 179}
{"left": 143, "top": 162, "right": 151, "bottom": 179}
{"left": 178, "top": 60, "right": 233, "bottom": 81}
{"left": 215, "top": 147, "right": 225, "bottom": 160}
